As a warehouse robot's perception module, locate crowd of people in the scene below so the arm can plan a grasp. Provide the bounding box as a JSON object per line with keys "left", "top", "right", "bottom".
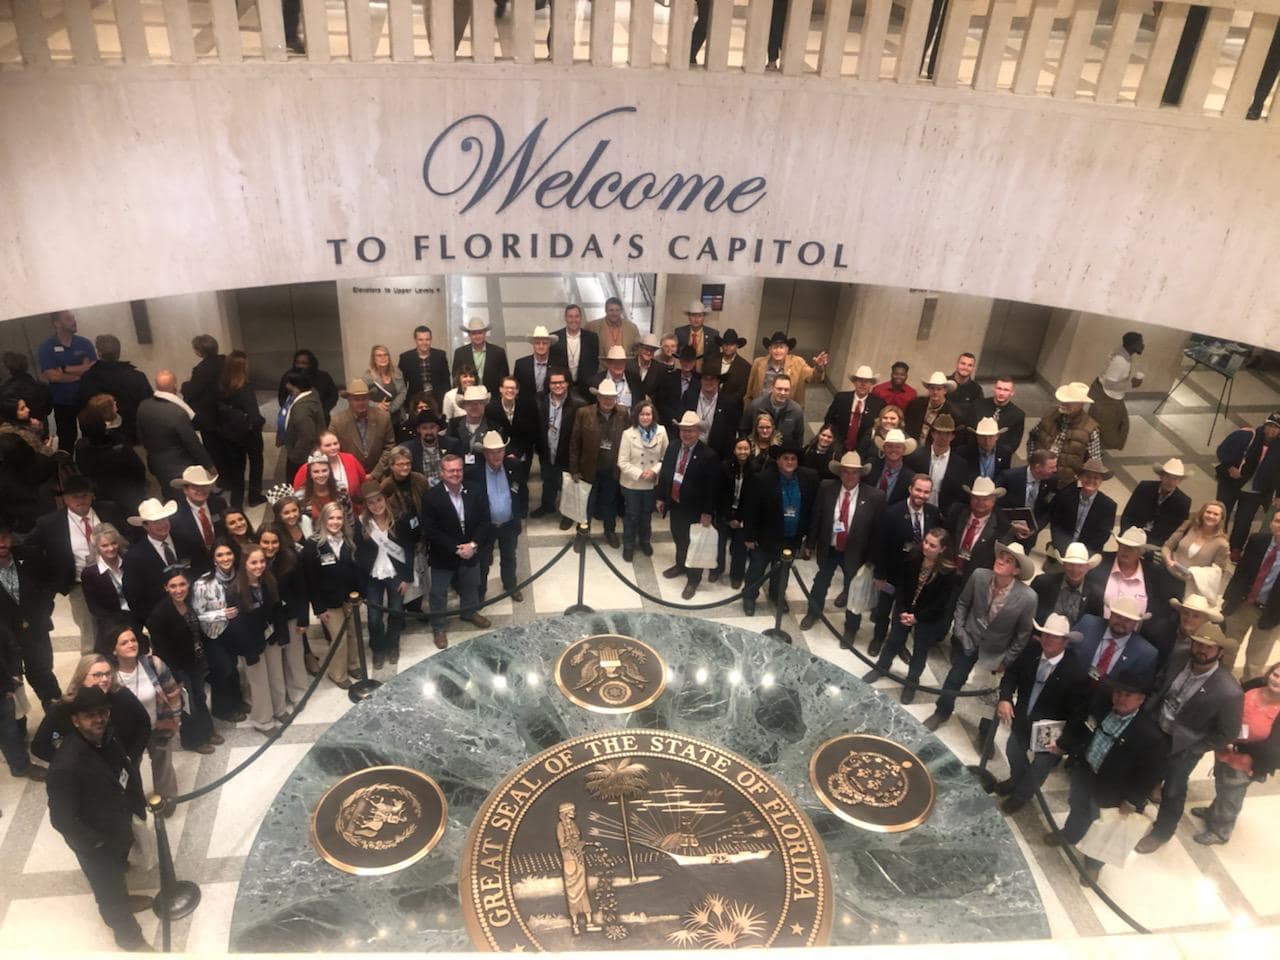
{"left": 1, "top": 301, "right": 1279, "bottom": 947}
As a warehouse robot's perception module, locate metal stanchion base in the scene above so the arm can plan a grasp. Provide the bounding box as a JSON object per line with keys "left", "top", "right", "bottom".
{"left": 563, "top": 603, "right": 594, "bottom": 614}
{"left": 966, "top": 764, "right": 999, "bottom": 793}
{"left": 152, "top": 880, "right": 202, "bottom": 920}
{"left": 348, "top": 678, "right": 383, "bottom": 703}
{"left": 763, "top": 628, "right": 792, "bottom": 644}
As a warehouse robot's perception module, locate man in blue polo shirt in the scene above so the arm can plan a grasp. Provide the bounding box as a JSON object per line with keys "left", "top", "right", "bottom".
{"left": 37, "top": 310, "right": 96, "bottom": 450}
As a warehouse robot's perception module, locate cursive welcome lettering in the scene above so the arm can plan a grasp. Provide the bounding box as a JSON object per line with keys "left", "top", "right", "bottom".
{"left": 422, "top": 107, "right": 767, "bottom": 215}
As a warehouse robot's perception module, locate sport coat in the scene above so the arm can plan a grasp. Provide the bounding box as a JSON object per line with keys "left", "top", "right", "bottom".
{"left": 626, "top": 359, "right": 666, "bottom": 405}
{"left": 810, "top": 479, "right": 885, "bottom": 571}
{"left": 969, "top": 398, "right": 1026, "bottom": 461}
{"left": 903, "top": 397, "right": 954, "bottom": 446}
{"left": 1073, "top": 615, "right": 1160, "bottom": 682}
{"left": 952, "top": 568, "right": 1036, "bottom": 668}
{"left": 486, "top": 396, "right": 540, "bottom": 463}
{"left": 719, "top": 354, "right": 752, "bottom": 405}
{"left": 681, "top": 389, "right": 741, "bottom": 459}
{"left": 283, "top": 391, "right": 327, "bottom": 470}
{"left": 1147, "top": 646, "right": 1244, "bottom": 756}
{"left": 465, "top": 459, "right": 530, "bottom": 523}
{"left": 998, "top": 639, "right": 1091, "bottom": 742}
{"left": 959, "top": 446, "right": 1012, "bottom": 485}
{"left": 136, "top": 394, "right": 215, "bottom": 491}
{"left": 397, "top": 347, "right": 452, "bottom": 400}
{"left": 452, "top": 343, "right": 510, "bottom": 396}
{"left": 824, "top": 391, "right": 885, "bottom": 452}
{"left": 536, "top": 394, "right": 581, "bottom": 468}
{"left": 743, "top": 464, "right": 820, "bottom": 554}
{"left": 550, "top": 328, "right": 600, "bottom": 393}
{"left": 585, "top": 317, "right": 641, "bottom": 365}
{"left": 46, "top": 728, "right": 146, "bottom": 855}
{"left": 873, "top": 499, "right": 941, "bottom": 585}
{"left": 1223, "top": 532, "right": 1280, "bottom": 630}
{"left": 1086, "top": 552, "right": 1179, "bottom": 636}
{"left": 28, "top": 502, "right": 127, "bottom": 594}
{"left": 122, "top": 537, "right": 175, "bottom": 622}
{"left": 592, "top": 368, "right": 645, "bottom": 412}
{"left": 1048, "top": 486, "right": 1117, "bottom": 555}
{"left": 568, "top": 405, "right": 629, "bottom": 480}
{"left": 1029, "top": 570, "right": 1105, "bottom": 625}
{"left": 1120, "top": 481, "right": 1191, "bottom": 548}
{"left": 656, "top": 439, "right": 719, "bottom": 517}
{"left": 76, "top": 359, "right": 153, "bottom": 444}
{"left": 865, "top": 459, "right": 918, "bottom": 506}
{"left": 181, "top": 354, "right": 224, "bottom": 434}
{"left": 655, "top": 367, "right": 697, "bottom": 430}
{"left": 168, "top": 493, "right": 231, "bottom": 579}
{"left": 513, "top": 354, "right": 554, "bottom": 399}
{"left": 906, "top": 446, "right": 971, "bottom": 516}
{"left": 945, "top": 503, "right": 1011, "bottom": 576}
{"left": 420, "top": 480, "right": 492, "bottom": 570}
{"left": 673, "top": 324, "right": 720, "bottom": 359}
{"left": 331, "top": 406, "right": 396, "bottom": 474}
{"left": 1059, "top": 698, "right": 1169, "bottom": 809}
{"left": 997, "top": 465, "right": 1058, "bottom": 549}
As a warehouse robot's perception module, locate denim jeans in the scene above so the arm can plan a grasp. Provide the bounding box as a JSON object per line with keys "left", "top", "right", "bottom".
{"left": 621, "top": 487, "right": 655, "bottom": 550}
{"left": 429, "top": 563, "right": 481, "bottom": 632}
{"left": 481, "top": 520, "right": 521, "bottom": 598}
{"left": 1153, "top": 747, "right": 1204, "bottom": 841}
{"left": 1204, "top": 760, "right": 1253, "bottom": 839}
{"left": 933, "top": 636, "right": 981, "bottom": 719}
{"left": 1061, "top": 761, "right": 1106, "bottom": 875}
{"left": 364, "top": 577, "right": 405, "bottom": 654}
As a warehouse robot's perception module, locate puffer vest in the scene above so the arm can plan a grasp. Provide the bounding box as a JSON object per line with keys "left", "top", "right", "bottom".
{"left": 1035, "top": 410, "right": 1098, "bottom": 482}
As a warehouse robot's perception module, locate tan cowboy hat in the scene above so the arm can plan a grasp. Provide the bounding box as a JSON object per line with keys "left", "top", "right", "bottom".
{"left": 636, "top": 333, "right": 660, "bottom": 350}
{"left": 1153, "top": 458, "right": 1187, "bottom": 478}
{"left": 673, "top": 411, "right": 702, "bottom": 429}
{"left": 1034, "top": 613, "right": 1082, "bottom": 641}
{"left": 604, "top": 345, "right": 628, "bottom": 362}
{"left": 684, "top": 300, "right": 709, "bottom": 315}
{"left": 170, "top": 465, "right": 219, "bottom": 489}
{"left": 528, "top": 325, "right": 559, "bottom": 343}
{"left": 461, "top": 385, "right": 491, "bottom": 404}
{"left": 1109, "top": 596, "right": 1152, "bottom": 622}
{"left": 921, "top": 371, "right": 957, "bottom": 392}
{"left": 1052, "top": 541, "right": 1102, "bottom": 569}
{"left": 127, "top": 498, "right": 178, "bottom": 526}
{"left": 344, "top": 378, "right": 369, "bottom": 397}
{"left": 962, "top": 476, "right": 1006, "bottom": 498}
{"left": 1189, "top": 632, "right": 1238, "bottom": 659}
{"left": 1169, "top": 593, "right": 1224, "bottom": 623}
{"left": 1054, "top": 382, "right": 1092, "bottom": 404}
{"left": 996, "top": 542, "right": 1036, "bottom": 580}
{"left": 848, "top": 364, "right": 876, "bottom": 383}
{"left": 874, "top": 428, "right": 918, "bottom": 456}
{"left": 460, "top": 317, "right": 491, "bottom": 334}
{"left": 930, "top": 414, "right": 958, "bottom": 434}
{"left": 974, "top": 416, "right": 1006, "bottom": 437}
{"left": 1078, "top": 458, "right": 1112, "bottom": 479}
{"left": 592, "top": 378, "right": 619, "bottom": 398}
{"left": 479, "top": 432, "right": 508, "bottom": 451}
{"left": 829, "top": 452, "right": 872, "bottom": 477}
{"left": 1112, "top": 526, "right": 1153, "bottom": 550}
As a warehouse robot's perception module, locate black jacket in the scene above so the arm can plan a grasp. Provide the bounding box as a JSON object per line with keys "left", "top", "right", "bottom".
{"left": 656, "top": 440, "right": 719, "bottom": 517}
{"left": 397, "top": 347, "right": 452, "bottom": 400}
{"left": 146, "top": 597, "right": 204, "bottom": 676}
{"left": 214, "top": 383, "right": 266, "bottom": 447}
{"left": 513, "top": 354, "right": 553, "bottom": 399}
{"left": 906, "top": 446, "right": 972, "bottom": 516}
{"left": 720, "top": 354, "right": 752, "bottom": 405}
{"left": 276, "top": 366, "right": 339, "bottom": 419}
{"left": 169, "top": 494, "right": 231, "bottom": 579}
{"left": 122, "top": 539, "right": 177, "bottom": 630}
{"left": 626, "top": 359, "right": 666, "bottom": 405}
{"left": 997, "top": 465, "right": 1059, "bottom": 548}
{"left": 743, "top": 464, "right": 820, "bottom": 553}
{"left": 74, "top": 427, "right": 147, "bottom": 515}
{"left": 1048, "top": 486, "right": 1117, "bottom": 555}
{"left": 891, "top": 549, "right": 960, "bottom": 625}
{"left": 33, "top": 688, "right": 150, "bottom": 768}
{"left": 0, "top": 371, "right": 52, "bottom": 421}
{"left": 945, "top": 503, "right": 1012, "bottom": 578}
{"left": 181, "top": 354, "right": 225, "bottom": 435}
{"left": 355, "top": 515, "right": 418, "bottom": 582}
{"left": 1029, "top": 570, "right": 1105, "bottom": 625}
{"left": 409, "top": 435, "right": 464, "bottom": 476}
{"left": 969, "top": 397, "right": 1026, "bottom": 461}
{"left": 865, "top": 459, "right": 916, "bottom": 506}
{"left": 1059, "top": 694, "right": 1169, "bottom": 809}
{"left": 301, "top": 539, "right": 362, "bottom": 615}
{"left": 452, "top": 344, "right": 510, "bottom": 396}
{"left": 716, "top": 459, "right": 758, "bottom": 524}
{"left": 874, "top": 500, "right": 941, "bottom": 585}
{"left": 655, "top": 368, "right": 698, "bottom": 430}
{"left": 420, "top": 481, "right": 492, "bottom": 569}
{"left": 46, "top": 727, "right": 146, "bottom": 855}
{"left": 998, "top": 640, "right": 1091, "bottom": 742}
{"left": 27, "top": 502, "right": 128, "bottom": 595}
{"left": 536, "top": 394, "right": 581, "bottom": 468}
{"left": 76, "top": 359, "right": 152, "bottom": 443}
{"left": 549, "top": 328, "right": 600, "bottom": 394}
{"left": 809, "top": 479, "right": 885, "bottom": 570}
{"left": 486, "top": 396, "right": 540, "bottom": 463}
{"left": 465, "top": 458, "right": 530, "bottom": 524}
{"left": 824, "top": 391, "right": 884, "bottom": 451}
{"left": 681, "top": 390, "right": 741, "bottom": 459}
{"left": 1120, "top": 481, "right": 1191, "bottom": 548}
{"left": 1223, "top": 532, "right": 1280, "bottom": 630}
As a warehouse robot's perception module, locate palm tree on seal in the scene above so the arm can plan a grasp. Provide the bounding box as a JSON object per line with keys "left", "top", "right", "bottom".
{"left": 585, "top": 759, "right": 649, "bottom": 881}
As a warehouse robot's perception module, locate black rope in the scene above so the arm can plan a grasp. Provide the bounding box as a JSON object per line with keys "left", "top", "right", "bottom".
{"left": 589, "top": 540, "right": 776, "bottom": 610}
{"left": 790, "top": 569, "right": 998, "bottom": 698}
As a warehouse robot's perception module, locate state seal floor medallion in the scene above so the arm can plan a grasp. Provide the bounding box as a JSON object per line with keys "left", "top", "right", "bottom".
{"left": 309, "top": 766, "right": 447, "bottom": 875}
{"left": 809, "top": 733, "right": 935, "bottom": 832}
{"left": 553, "top": 635, "right": 669, "bottom": 714}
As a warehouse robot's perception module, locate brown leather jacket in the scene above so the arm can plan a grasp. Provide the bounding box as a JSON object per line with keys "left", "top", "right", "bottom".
{"left": 569, "top": 404, "right": 630, "bottom": 480}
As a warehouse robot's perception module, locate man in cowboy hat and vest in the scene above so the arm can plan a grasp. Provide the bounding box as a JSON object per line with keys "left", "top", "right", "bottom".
{"left": 1048, "top": 458, "right": 1117, "bottom": 555}
{"left": 549, "top": 303, "right": 600, "bottom": 403}
{"left": 965, "top": 416, "right": 1011, "bottom": 482}
{"left": 467, "top": 432, "right": 528, "bottom": 604}
{"left": 627, "top": 333, "right": 666, "bottom": 403}
{"left": 867, "top": 428, "right": 918, "bottom": 506}
{"left": 741, "top": 440, "right": 820, "bottom": 620}
{"left": 1028, "top": 382, "right": 1103, "bottom": 486}
{"left": 514, "top": 326, "right": 559, "bottom": 398}
{"left": 332, "top": 379, "right": 395, "bottom": 476}
{"left": 168, "top": 465, "right": 228, "bottom": 579}
{"left": 121, "top": 498, "right": 181, "bottom": 622}
{"left": 905, "top": 414, "right": 969, "bottom": 516}
{"left": 586, "top": 297, "right": 641, "bottom": 365}
{"left": 1030, "top": 542, "right": 1105, "bottom": 625}
{"left": 717, "top": 329, "right": 752, "bottom": 404}
{"left": 593, "top": 345, "right": 641, "bottom": 413}
{"left": 683, "top": 355, "right": 740, "bottom": 459}
{"left": 801, "top": 451, "right": 885, "bottom": 634}
{"left": 656, "top": 412, "right": 719, "bottom": 600}
{"left": 744, "top": 331, "right": 828, "bottom": 406}
{"left": 946, "top": 352, "right": 984, "bottom": 429}
{"left": 970, "top": 377, "right": 1025, "bottom": 461}
{"left": 823, "top": 364, "right": 885, "bottom": 456}
{"left": 673, "top": 299, "right": 720, "bottom": 360}
{"left": 995, "top": 612, "right": 1091, "bottom": 813}
{"left": 998, "top": 450, "right": 1060, "bottom": 551}
{"left": 569, "top": 378, "right": 629, "bottom": 548}
{"left": 924, "top": 542, "right": 1038, "bottom": 731}
{"left": 741, "top": 372, "right": 805, "bottom": 448}
{"left": 946, "top": 476, "right": 1012, "bottom": 581}
{"left": 448, "top": 385, "right": 502, "bottom": 459}
{"left": 453, "top": 317, "right": 510, "bottom": 396}
{"left": 1120, "top": 458, "right": 1192, "bottom": 549}
{"left": 903, "top": 371, "right": 956, "bottom": 447}
{"left": 1073, "top": 595, "right": 1160, "bottom": 685}
{"left": 1088, "top": 331, "right": 1144, "bottom": 451}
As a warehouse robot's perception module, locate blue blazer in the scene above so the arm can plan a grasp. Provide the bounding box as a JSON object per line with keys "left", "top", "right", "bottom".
{"left": 1073, "top": 614, "right": 1159, "bottom": 681}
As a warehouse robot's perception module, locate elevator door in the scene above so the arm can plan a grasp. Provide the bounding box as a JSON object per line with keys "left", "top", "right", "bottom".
{"left": 234, "top": 283, "right": 343, "bottom": 391}
{"left": 760, "top": 279, "right": 843, "bottom": 357}
{"left": 980, "top": 300, "right": 1052, "bottom": 380}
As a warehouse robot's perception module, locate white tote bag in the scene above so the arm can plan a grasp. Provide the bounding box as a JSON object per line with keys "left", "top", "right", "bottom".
{"left": 845, "top": 564, "right": 878, "bottom": 614}
{"left": 1075, "top": 807, "right": 1152, "bottom": 868}
{"left": 686, "top": 523, "right": 719, "bottom": 570}
{"left": 559, "top": 472, "right": 592, "bottom": 525}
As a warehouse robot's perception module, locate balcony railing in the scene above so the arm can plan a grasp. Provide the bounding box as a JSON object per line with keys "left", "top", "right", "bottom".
{"left": 1, "top": 1, "right": 1277, "bottom": 121}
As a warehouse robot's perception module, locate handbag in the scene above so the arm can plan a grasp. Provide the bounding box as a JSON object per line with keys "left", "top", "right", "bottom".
{"left": 1075, "top": 807, "right": 1152, "bottom": 867}
{"left": 559, "top": 472, "right": 591, "bottom": 525}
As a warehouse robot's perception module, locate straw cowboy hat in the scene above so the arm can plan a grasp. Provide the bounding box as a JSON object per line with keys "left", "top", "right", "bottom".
{"left": 848, "top": 364, "right": 877, "bottom": 383}
{"left": 591, "top": 378, "right": 619, "bottom": 398}
{"left": 684, "top": 300, "right": 709, "bottom": 314}
{"left": 479, "top": 432, "right": 508, "bottom": 451}
{"left": 343, "top": 378, "right": 369, "bottom": 397}
{"left": 1051, "top": 541, "right": 1102, "bottom": 570}
{"left": 604, "top": 345, "right": 628, "bottom": 362}
{"left": 170, "top": 465, "right": 219, "bottom": 489}
{"left": 1153, "top": 458, "right": 1188, "bottom": 478}
{"left": 1078, "top": 458, "right": 1112, "bottom": 479}
{"left": 1189, "top": 631, "right": 1238, "bottom": 660}
{"left": 127, "top": 498, "right": 178, "bottom": 527}
{"left": 829, "top": 451, "right": 872, "bottom": 477}
{"left": 974, "top": 416, "right": 1006, "bottom": 437}
{"left": 874, "top": 428, "right": 918, "bottom": 456}
{"left": 1034, "top": 612, "right": 1082, "bottom": 642}
{"left": 1112, "top": 526, "right": 1153, "bottom": 551}
{"left": 921, "top": 371, "right": 957, "bottom": 392}
{"left": 460, "top": 317, "right": 491, "bottom": 334}
{"left": 1054, "top": 382, "right": 1092, "bottom": 404}
{"left": 636, "top": 333, "right": 660, "bottom": 351}
{"left": 1109, "top": 596, "right": 1153, "bottom": 622}
{"left": 528, "top": 325, "right": 559, "bottom": 343}
{"left": 996, "top": 542, "right": 1036, "bottom": 580}
{"left": 962, "top": 476, "right": 1007, "bottom": 499}
{"left": 461, "top": 385, "right": 491, "bottom": 404}
{"left": 673, "top": 411, "right": 702, "bottom": 429}
{"left": 1169, "top": 593, "right": 1225, "bottom": 623}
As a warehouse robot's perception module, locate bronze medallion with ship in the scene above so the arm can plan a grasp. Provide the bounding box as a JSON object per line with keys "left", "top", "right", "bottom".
{"left": 309, "top": 765, "right": 447, "bottom": 875}
{"left": 554, "top": 635, "right": 668, "bottom": 714}
{"left": 460, "top": 729, "right": 831, "bottom": 951}
{"left": 809, "top": 733, "right": 935, "bottom": 833}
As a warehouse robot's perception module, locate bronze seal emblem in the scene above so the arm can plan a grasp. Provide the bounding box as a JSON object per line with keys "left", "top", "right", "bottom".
{"left": 309, "top": 765, "right": 447, "bottom": 875}
{"left": 809, "top": 733, "right": 934, "bottom": 832}
{"left": 553, "top": 635, "right": 668, "bottom": 714}
{"left": 460, "top": 730, "right": 831, "bottom": 951}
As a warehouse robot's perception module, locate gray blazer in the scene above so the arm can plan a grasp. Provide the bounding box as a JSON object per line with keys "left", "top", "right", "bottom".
{"left": 135, "top": 395, "right": 213, "bottom": 491}
{"left": 953, "top": 568, "right": 1037, "bottom": 669}
{"left": 1148, "top": 648, "right": 1244, "bottom": 756}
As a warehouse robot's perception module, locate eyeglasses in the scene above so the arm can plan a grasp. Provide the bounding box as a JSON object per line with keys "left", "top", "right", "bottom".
{"left": 87, "top": 670, "right": 113, "bottom": 680}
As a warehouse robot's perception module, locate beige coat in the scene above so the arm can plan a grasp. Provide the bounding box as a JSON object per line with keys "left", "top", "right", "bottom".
{"left": 617, "top": 426, "right": 669, "bottom": 491}
{"left": 331, "top": 406, "right": 395, "bottom": 475}
{"left": 744, "top": 353, "right": 824, "bottom": 405}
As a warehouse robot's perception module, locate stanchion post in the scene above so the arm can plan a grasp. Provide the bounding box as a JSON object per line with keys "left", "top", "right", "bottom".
{"left": 148, "top": 793, "right": 201, "bottom": 937}
{"left": 966, "top": 702, "right": 1001, "bottom": 793}
{"left": 564, "top": 522, "right": 594, "bottom": 614}
{"left": 763, "top": 549, "right": 793, "bottom": 644}
{"left": 346, "top": 592, "right": 382, "bottom": 703}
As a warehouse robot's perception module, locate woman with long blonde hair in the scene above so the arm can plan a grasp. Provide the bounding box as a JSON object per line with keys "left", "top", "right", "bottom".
{"left": 1162, "top": 500, "right": 1231, "bottom": 599}
{"left": 364, "top": 344, "right": 406, "bottom": 424}
{"left": 31, "top": 654, "right": 151, "bottom": 767}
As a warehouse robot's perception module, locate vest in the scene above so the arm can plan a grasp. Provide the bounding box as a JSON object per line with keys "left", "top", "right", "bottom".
{"left": 1035, "top": 409, "right": 1099, "bottom": 484}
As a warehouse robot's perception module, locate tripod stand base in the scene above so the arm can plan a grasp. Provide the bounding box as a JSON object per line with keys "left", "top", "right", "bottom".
{"left": 152, "top": 880, "right": 201, "bottom": 921}
{"left": 348, "top": 679, "right": 383, "bottom": 703}
{"left": 763, "top": 628, "right": 792, "bottom": 644}
{"left": 563, "top": 604, "right": 594, "bottom": 615}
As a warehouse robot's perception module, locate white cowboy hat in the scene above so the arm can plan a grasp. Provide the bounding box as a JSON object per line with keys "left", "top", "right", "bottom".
{"left": 1054, "top": 382, "right": 1092, "bottom": 404}
{"left": 829, "top": 451, "right": 872, "bottom": 476}
{"left": 1052, "top": 541, "right": 1102, "bottom": 569}
{"left": 996, "top": 542, "right": 1036, "bottom": 580}
{"left": 673, "top": 411, "right": 702, "bottom": 429}
{"left": 528, "top": 326, "right": 559, "bottom": 343}
{"left": 170, "top": 465, "right": 219, "bottom": 489}
{"left": 1033, "top": 612, "right": 1081, "bottom": 641}
{"left": 684, "top": 300, "right": 709, "bottom": 314}
{"left": 921, "top": 371, "right": 957, "bottom": 392}
{"left": 127, "top": 498, "right": 178, "bottom": 526}
{"left": 1112, "top": 526, "right": 1153, "bottom": 551}
{"left": 604, "top": 345, "right": 628, "bottom": 362}
{"left": 461, "top": 385, "right": 491, "bottom": 404}
{"left": 460, "top": 317, "right": 491, "bottom": 334}
{"left": 974, "top": 416, "right": 1006, "bottom": 437}
{"left": 1169, "top": 593, "right": 1224, "bottom": 623}
{"left": 848, "top": 364, "right": 876, "bottom": 383}
{"left": 1153, "top": 458, "right": 1187, "bottom": 478}
{"left": 592, "top": 379, "right": 619, "bottom": 398}
{"left": 479, "top": 431, "right": 508, "bottom": 451}
{"left": 636, "top": 333, "right": 661, "bottom": 350}
{"left": 874, "top": 428, "right": 918, "bottom": 456}
{"left": 1109, "top": 596, "right": 1152, "bottom": 622}
{"left": 962, "top": 476, "right": 1006, "bottom": 498}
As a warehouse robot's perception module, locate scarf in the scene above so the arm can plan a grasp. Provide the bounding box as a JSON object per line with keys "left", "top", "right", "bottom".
{"left": 154, "top": 390, "right": 196, "bottom": 421}
{"left": 638, "top": 423, "right": 657, "bottom": 443}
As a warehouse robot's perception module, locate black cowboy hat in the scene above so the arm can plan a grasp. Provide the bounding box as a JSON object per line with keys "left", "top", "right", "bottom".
{"left": 413, "top": 409, "right": 447, "bottom": 429}
{"left": 677, "top": 344, "right": 698, "bottom": 362}
{"left": 697, "top": 354, "right": 725, "bottom": 379}
{"left": 720, "top": 328, "right": 748, "bottom": 349}
{"left": 762, "top": 331, "right": 797, "bottom": 350}
{"left": 1105, "top": 668, "right": 1155, "bottom": 696}
{"left": 770, "top": 439, "right": 806, "bottom": 460}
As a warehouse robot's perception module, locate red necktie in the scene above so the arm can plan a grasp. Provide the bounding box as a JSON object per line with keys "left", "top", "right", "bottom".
{"left": 1248, "top": 544, "right": 1279, "bottom": 604}
{"left": 198, "top": 507, "right": 214, "bottom": 548}
{"left": 691, "top": 329, "right": 700, "bottom": 356}
{"left": 960, "top": 516, "right": 980, "bottom": 554}
{"left": 672, "top": 446, "right": 691, "bottom": 503}
{"left": 1096, "top": 638, "right": 1118, "bottom": 676}
{"left": 845, "top": 399, "right": 863, "bottom": 451}
{"left": 835, "top": 490, "right": 851, "bottom": 551}
{"left": 81, "top": 515, "right": 93, "bottom": 544}
{"left": 878, "top": 469, "right": 889, "bottom": 492}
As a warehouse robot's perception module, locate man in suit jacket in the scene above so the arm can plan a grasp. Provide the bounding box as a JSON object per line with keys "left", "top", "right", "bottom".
{"left": 1226, "top": 412, "right": 1280, "bottom": 553}
{"left": 946, "top": 476, "right": 1012, "bottom": 582}
{"left": 903, "top": 371, "right": 956, "bottom": 446}
{"left": 486, "top": 376, "right": 540, "bottom": 465}
{"left": 1055, "top": 670, "right": 1169, "bottom": 884}
{"left": 997, "top": 451, "right": 1060, "bottom": 550}
{"left": 1120, "top": 459, "right": 1192, "bottom": 548}
{"left": 121, "top": 499, "right": 181, "bottom": 630}
{"left": 995, "top": 614, "right": 1090, "bottom": 813}
{"left": 741, "top": 443, "right": 820, "bottom": 617}
{"left": 585, "top": 297, "right": 641, "bottom": 367}
{"left": 75, "top": 335, "right": 153, "bottom": 444}
{"left": 1146, "top": 593, "right": 1227, "bottom": 676}
{"left": 420, "top": 453, "right": 492, "bottom": 649}
{"left": 925, "top": 543, "right": 1037, "bottom": 730}
{"left": 407, "top": 411, "right": 463, "bottom": 486}
{"left": 717, "top": 329, "right": 752, "bottom": 405}
{"left": 466, "top": 433, "right": 528, "bottom": 605}
{"left": 531, "top": 369, "right": 580, "bottom": 527}
{"left": 1214, "top": 414, "right": 1280, "bottom": 528}
{"left": 870, "top": 474, "right": 940, "bottom": 655}
{"left": 550, "top": 304, "right": 600, "bottom": 403}
{"left": 963, "top": 416, "right": 1013, "bottom": 482}
{"left": 658, "top": 346, "right": 700, "bottom": 432}
{"left": 672, "top": 300, "right": 720, "bottom": 360}
{"left": 866, "top": 429, "right": 918, "bottom": 506}
{"left": 593, "top": 346, "right": 644, "bottom": 413}
{"left": 824, "top": 365, "right": 885, "bottom": 457}
{"left": 627, "top": 334, "right": 666, "bottom": 404}
{"left": 906, "top": 414, "right": 969, "bottom": 516}
{"left": 1030, "top": 542, "right": 1105, "bottom": 624}
{"left": 1048, "top": 459, "right": 1116, "bottom": 555}
{"left": 397, "top": 325, "right": 452, "bottom": 402}
{"left": 0, "top": 525, "right": 58, "bottom": 707}
{"left": 1136, "top": 633, "right": 1244, "bottom": 854}
{"left": 513, "top": 326, "right": 557, "bottom": 399}
{"left": 453, "top": 318, "right": 510, "bottom": 395}
{"left": 179, "top": 335, "right": 224, "bottom": 437}
{"left": 136, "top": 370, "right": 215, "bottom": 492}
{"left": 656, "top": 413, "right": 720, "bottom": 599}
{"left": 167, "top": 465, "right": 229, "bottom": 579}
{"left": 682, "top": 358, "right": 740, "bottom": 459}
{"left": 1221, "top": 506, "right": 1280, "bottom": 679}
{"left": 970, "top": 378, "right": 1025, "bottom": 462}
{"left": 801, "top": 452, "right": 886, "bottom": 635}
{"left": 568, "top": 380, "right": 630, "bottom": 546}
{"left": 331, "top": 380, "right": 395, "bottom": 476}
{"left": 1073, "top": 598, "right": 1160, "bottom": 684}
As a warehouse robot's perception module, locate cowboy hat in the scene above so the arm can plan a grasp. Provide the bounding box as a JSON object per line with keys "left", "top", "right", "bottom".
{"left": 344, "top": 378, "right": 369, "bottom": 397}
{"left": 1054, "top": 382, "right": 1092, "bottom": 404}
{"left": 962, "top": 476, "right": 1006, "bottom": 498}
{"left": 829, "top": 452, "right": 872, "bottom": 477}
{"left": 1112, "top": 526, "right": 1153, "bottom": 550}
{"left": 874, "top": 428, "right": 918, "bottom": 456}
{"left": 684, "top": 300, "right": 709, "bottom": 314}
{"left": 528, "top": 325, "right": 559, "bottom": 343}
{"left": 974, "top": 416, "right": 1006, "bottom": 437}
{"left": 413, "top": 408, "right": 446, "bottom": 429}
{"left": 1153, "top": 458, "right": 1187, "bottom": 478}
{"left": 921, "top": 371, "right": 957, "bottom": 392}
{"left": 697, "top": 355, "right": 725, "bottom": 379}
{"left": 1078, "top": 458, "right": 1112, "bottom": 479}
{"left": 848, "top": 364, "right": 876, "bottom": 383}
{"left": 996, "top": 542, "right": 1036, "bottom": 580}
{"left": 170, "top": 465, "right": 219, "bottom": 489}
{"left": 1188, "top": 631, "right": 1238, "bottom": 659}
{"left": 460, "top": 317, "right": 491, "bottom": 334}
{"left": 127, "top": 498, "right": 178, "bottom": 526}
{"left": 1186, "top": 566, "right": 1223, "bottom": 606}
{"left": 479, "top": 432, "right": 508, "bottom": 451}
{"left": 673, "top": 411, "right": 702, "bottom": 430}
{"left": 929, "top": 414, "right": 958, "bottom": 434}
{"left": 1108, "top": 596, "right": 1152, "bottom": 622}
{"left": 461, "top": 385, "right": 491, "bottom": 404}
{"left": 1034, "top": 612, "right": 1082, "bottom": 641}
{"left": 1169, "top": 593, "right": 1224, "bottom": 623}
{"left": 591, "top": 379, "right": 619, "bottom": 398}
{"left": 636, "top": 333, "right": 660, "bottom": 351}
{"left": 770, "top": 439, "right": 805, "bottom": 459}
{"left": 676, "top": 344, "right": 698, "bottom": 362}
{"left": 1106, "top": 668, "right": 1154, "bottom": 695}
{"left": 1052, "top": 541, "right": 1102, "bottom": 569}
{"left": 762, "top": 331, "right": 797, "bottom": 350}
{"left": 1266, "top": 411, "right": 1280, "bottom": 428}
{"left": 604, "top": 345, "right": 628, "bottom": 362}
{"left": 357, "top": 480, "right": 384, "bottom": 501}
{"left": 720, "top": 328, "right": 748, "bottom": 348}
{"left": 59, "top": 474, "right": 95, "bottom": 496}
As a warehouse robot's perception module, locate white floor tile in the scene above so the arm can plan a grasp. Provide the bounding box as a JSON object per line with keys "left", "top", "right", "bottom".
{"left": 205, "top": 744, "right": 310, "bottom": 859}
{"left": 1210, "top": 793, "right": 1280, "bottom": 917}
{"left": 181, "top": 880, "right": 240, "bottom": 953}
{"left": 527, "top": 545, "right": 643, "bottom": 614}
{"left": 1083, "top": 836, "right": 1231, "bottom": 934}
{"left": 0, "top": 892, "right": 159, "bottom": 951}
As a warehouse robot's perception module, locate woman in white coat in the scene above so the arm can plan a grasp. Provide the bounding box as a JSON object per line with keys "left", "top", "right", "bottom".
{"left": 616, "top": 400, "right": 668, "bottom": 562}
